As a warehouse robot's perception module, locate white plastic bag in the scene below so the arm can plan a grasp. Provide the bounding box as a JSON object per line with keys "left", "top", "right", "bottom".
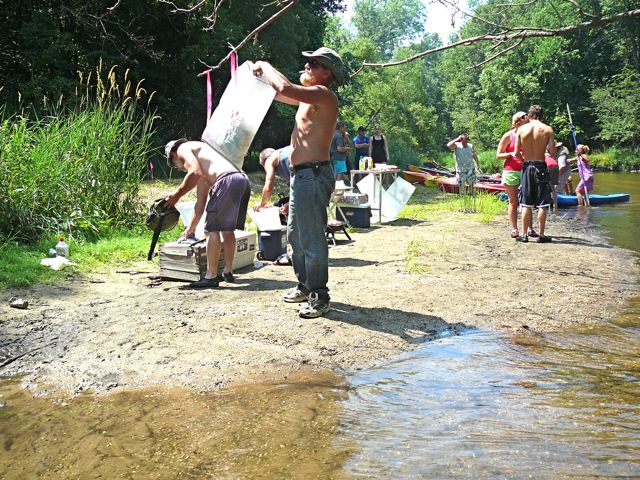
{"left": 201, "top": 61, "right": 276, "bottom": 170}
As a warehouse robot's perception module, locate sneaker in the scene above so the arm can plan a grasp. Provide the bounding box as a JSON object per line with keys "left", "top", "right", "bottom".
{"left": 222, "top": 272, "right": 235, "bottom": 283}
{"left": 299, "top": 292, "right": 330, "bottom": 319}
{"left": 516, "top": 235, "right": 529, "bottom": 243}
{"left": 283, "top": 287, "right": 308, "bottom": 303}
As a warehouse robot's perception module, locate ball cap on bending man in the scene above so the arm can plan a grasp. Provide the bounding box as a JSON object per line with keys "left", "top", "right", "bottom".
{"left": 165, "top": 138, "right": 188, "bottom": 168}
{"left": 302, "top": 47, "right": 345, "bottom": 86}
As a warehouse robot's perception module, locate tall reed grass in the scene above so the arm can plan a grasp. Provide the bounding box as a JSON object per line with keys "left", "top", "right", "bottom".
{"left": 0, "top": 63, "right": 156, "bottom": 243}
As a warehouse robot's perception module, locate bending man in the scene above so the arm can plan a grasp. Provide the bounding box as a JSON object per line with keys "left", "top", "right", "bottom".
{"left": 164, "top": 139, "right": 251, "bottom": 287}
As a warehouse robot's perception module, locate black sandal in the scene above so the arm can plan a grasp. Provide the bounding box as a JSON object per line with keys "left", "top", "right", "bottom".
{"left": 188, "top": 277, "right": 220, "bottom": 288}
{"left": 537, "top": 235, "right": 552, "bottom": 243}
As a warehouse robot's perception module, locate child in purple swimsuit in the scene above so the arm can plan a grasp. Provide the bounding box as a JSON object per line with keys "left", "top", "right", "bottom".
{"left": 570, "top": 144, "right": 593, "bottom": 206}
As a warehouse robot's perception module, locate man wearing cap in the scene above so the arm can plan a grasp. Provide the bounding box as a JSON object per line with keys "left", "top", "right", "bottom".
{"left": 251, "top": 47, "right": 344, "bottom": 319}
{"left": 163, "top": 139, "right": 251, "bottom": 288}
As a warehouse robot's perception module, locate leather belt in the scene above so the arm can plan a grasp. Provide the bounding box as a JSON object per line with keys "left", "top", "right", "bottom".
{"left": 290, "top": 161, "right": 331, "bottom": 173}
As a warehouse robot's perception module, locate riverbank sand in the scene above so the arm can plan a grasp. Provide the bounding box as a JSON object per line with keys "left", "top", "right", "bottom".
{"left": 1, "top": 213, "right": 638, "bottom": 395}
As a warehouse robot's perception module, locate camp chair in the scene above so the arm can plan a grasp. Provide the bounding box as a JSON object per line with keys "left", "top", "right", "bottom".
{"left": 326, "top": 219, "right": 351, "bottom": 245}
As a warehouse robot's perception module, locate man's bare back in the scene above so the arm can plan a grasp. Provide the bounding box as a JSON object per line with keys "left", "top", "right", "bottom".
{"left": 516, "top": 120, "right": 556, "bottom": 162}
{"left": 182, "top": 141, "right": 238, "bottom": 188}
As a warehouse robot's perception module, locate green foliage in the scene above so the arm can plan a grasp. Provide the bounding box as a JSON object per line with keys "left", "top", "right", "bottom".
{"left": 589, "top": 148, "right": 640, "bottom": 172}
{"left": 352, "top": 0, "right": 427, "bottom": 58}
{"left": 591, "top": 69, "right": 640, "bottom": 147}
{"left": 437, "top": 0, "right": 639, "bottom": 151}
{"left": 0, "top": 0, "right": 342, "bottom": 173}
{"left": 0, "top": 64, "right": 155, "bottom": 243}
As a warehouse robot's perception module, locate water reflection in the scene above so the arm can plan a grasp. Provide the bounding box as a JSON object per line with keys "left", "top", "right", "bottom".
{"left": 338, "top": 319, "right": 640, "bottom": 479}
{"left": 562, "top": 172, "right": 640, "bottom": 252}
{"left": 0, "top": 370, "right": 353, "bottom": 480}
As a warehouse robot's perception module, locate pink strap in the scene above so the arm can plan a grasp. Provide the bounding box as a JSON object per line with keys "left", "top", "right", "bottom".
{"left": 206, "top": 71, "right": 213, "bottom": 125}
{"left": 230, "top": 50, "right": 238, "bottom": 86}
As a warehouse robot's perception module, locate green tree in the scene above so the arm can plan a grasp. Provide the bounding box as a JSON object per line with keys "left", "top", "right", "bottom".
{"left": 591, "top": 69, "right": 640, "bottom": 147}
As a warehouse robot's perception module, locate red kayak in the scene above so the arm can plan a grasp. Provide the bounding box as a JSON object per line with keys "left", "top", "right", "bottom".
{"left": 435, "top": 176, "right": 506, "bottom": 194}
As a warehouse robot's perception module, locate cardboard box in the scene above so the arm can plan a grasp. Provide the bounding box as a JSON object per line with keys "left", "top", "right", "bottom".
{"left": 159, "top": 230, "right": 257, "bottom": 281}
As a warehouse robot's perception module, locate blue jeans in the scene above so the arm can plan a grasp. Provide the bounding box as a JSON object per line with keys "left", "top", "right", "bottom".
{"left": 288, "top": 164, "right": 335, "bottom": 301}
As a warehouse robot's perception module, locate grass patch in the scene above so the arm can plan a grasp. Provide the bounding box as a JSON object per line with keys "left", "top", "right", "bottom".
{"left": 400, "top": 184, "right": 506, "bottom": 223}
{"left": 0, "top": 175, "right": 275, "bottom": 290}
{"left": 405, "top": 237, "right": 450, "bottom": 274}
{"left": 0, "top": 226, "right": 181, "bottom": 289}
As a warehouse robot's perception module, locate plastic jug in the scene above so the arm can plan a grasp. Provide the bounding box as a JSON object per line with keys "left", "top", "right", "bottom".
{"left": 201, "top": 61, "right": 276, "bottom": 170}
{"left": 55, "top": 237, "right": 69, "bottom": 258}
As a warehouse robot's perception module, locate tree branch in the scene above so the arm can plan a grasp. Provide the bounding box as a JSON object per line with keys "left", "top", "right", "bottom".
{"left": 197, "top": 0, "right": 299, "bottom": 76}
{"left": 468, "top": 38, "right": 525, "bottom": 68}
{"left": 352, "top": 8, "right": 640, "bottom": 76}
{"left": 158, "top": 0, "right": 209, "bottom": 14}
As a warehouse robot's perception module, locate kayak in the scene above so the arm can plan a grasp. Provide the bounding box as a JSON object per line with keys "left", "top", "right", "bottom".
{"left": 557, "top": 193, "right": 630, "bottom": 207}
{"left": 497, "top": 192, "right": 631, "bottom": 207}
{"left": 402, "top": 170, "right": 429, "bottom": 184}
{"left": 436, "top": 176, "right": 506, "bottom": 194}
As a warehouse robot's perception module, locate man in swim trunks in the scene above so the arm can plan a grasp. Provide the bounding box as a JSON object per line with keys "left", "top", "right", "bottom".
{"left": 164, "top": 139, "right": 251, "bottom": 287}
{"left": 255, "top": 146, "right": 292, "bottom": 212}
{"left": 447, "top": 133, "right": 481, "bottom": 194}
{"left": 514, "top": 105, "right": 557, "bottom": 243}
{"left": 252, "top": 47, "right": 344, "bottom": 319}
{"left": 331, "top": 121, "right": 351, "bottom": 183}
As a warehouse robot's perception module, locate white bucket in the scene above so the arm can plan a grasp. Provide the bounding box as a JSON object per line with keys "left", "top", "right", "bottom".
{"left": 247, "top": 206, "right": 282, "bottom": 231}
{"left": 175, "top": 201, "right": 206, "bottom": 239}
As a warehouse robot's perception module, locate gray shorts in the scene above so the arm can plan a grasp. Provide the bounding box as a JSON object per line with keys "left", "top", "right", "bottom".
{"left": 548, "top": 165, "right": 559, "bottom": 188}
{"left": 205, "top": 171, "right": 250, "bottom": 232}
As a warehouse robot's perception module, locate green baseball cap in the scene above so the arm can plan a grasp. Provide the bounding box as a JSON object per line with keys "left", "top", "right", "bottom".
{"left": 302, "top": 47, "right": 345, "bottom": 86}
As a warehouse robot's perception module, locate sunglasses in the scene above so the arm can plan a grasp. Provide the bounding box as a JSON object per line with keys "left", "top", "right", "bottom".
{"left": 307, "top": 58, "right": 326, "bottom": 69}
{"left": 520, "top": 114, "right": 527, "bottom": 120}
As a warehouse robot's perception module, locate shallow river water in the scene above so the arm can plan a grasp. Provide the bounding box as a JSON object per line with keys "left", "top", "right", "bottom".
{"left": 1, "top": 173, "right": 638, "bottom": 479}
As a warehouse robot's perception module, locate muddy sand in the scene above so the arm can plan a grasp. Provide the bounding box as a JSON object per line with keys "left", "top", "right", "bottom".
{"left": 1, "top": 212, "right": 638, "bottom": 396}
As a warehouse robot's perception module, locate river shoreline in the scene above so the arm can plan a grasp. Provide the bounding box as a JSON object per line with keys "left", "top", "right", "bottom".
{"left": 1, "top": 212, "right": 638, "bottom": 397}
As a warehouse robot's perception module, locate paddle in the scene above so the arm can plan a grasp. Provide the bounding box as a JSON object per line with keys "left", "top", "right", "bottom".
{"left": 566, "top": 104, "right": 591, "bottom": 207}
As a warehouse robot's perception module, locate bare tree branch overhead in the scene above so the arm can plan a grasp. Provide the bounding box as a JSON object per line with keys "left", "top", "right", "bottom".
{"left": 157, "top": 0, "right": 209, "bottom": 14}
{"left": 197, "top": 0, "right": 299, "bottom": 76}
{"left": 351, "top": 8, "right": 640, "bottom": 76}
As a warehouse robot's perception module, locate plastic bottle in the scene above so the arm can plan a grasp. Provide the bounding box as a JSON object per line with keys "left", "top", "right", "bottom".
{"left": 55, "top": 237, "right": 69, "bottom": 258}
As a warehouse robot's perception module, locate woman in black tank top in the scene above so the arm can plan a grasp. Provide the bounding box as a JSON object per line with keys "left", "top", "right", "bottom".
{"left": 369, "top": 124, "right": 389, "bottom": 164}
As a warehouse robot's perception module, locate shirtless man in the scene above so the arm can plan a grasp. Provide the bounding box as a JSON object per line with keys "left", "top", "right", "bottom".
{"left": 164, "top": 139, "right": 251, "bottom": 287}
{"left": 255, "top": 146, "right": 292, "bottom": 211}
{"left": 252, "top": 47, "right": 344, "bottom": 318}
{"left": 514, "top": 105, "right": 556, "bottom": 243}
